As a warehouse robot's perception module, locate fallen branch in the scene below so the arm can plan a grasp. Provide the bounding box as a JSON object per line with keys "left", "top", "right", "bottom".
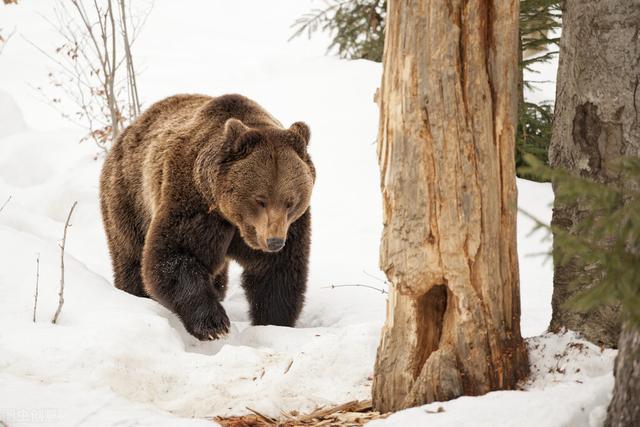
{"left": 296, "top": 400, "right": 360, "bottom": 423}
{"left": 33, "top": 253, "right": 40, "bottom": 322}
{"left": 245, "top": 407, "right": 276, "bottom": 425}
{"left": 52, "top": 201, "right": 77, "bottom": 324}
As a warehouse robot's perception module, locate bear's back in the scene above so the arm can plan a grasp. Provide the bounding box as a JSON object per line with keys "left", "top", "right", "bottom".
{"left": 200, "top": 94, "right": 283, "bottom": 130}
{"left": 101, "top": 93, "right": 283, "bottom": 222}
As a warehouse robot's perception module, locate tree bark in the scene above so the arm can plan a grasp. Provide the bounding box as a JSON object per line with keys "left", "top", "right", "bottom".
{"left": 373, "top": 0, "right": 528, "bottom": 412}
{"left": 605, "top": 322, "right": 640, "bottom": 427}
{"left": 548, "top": 0, "right": 640, "bottom": 348}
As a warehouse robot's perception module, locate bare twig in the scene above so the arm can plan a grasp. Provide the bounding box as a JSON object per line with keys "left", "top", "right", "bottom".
{"left": 362, "top": 269, "right": 388, "bottom": 284}
{"left": 0, "top": 27, "right": 15, "bottom": 56}
{"left": 52, "top": 201, "right": 77, "bottom": 324}
{"left": 283, "top": 359, "right": 294, "bottom": 374}
{"left": 323, "top": 283, "right": 388, "bottom": 294}
{"left": 30, "top": 0, "right": 146, "bottom": 150}
{"left": 21, "top": 36, "right": 92, "bottom": 91}
{"left": 71, "top": 0, "right": 120, "bottom": 142}
{"left": 0, "top": 195, "right": 11, "bottom": 213}
{"left": 118, "top": 0, "right": 140, "bottom": 117}
{"left": 107, "top": 0, "right": 120, "bottom": 140}
{"left": 33, "top": 254, "right": 40, "bottom": 322}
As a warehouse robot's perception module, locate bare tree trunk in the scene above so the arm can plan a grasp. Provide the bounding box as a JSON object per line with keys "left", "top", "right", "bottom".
{"left": 548, "top": 0, "right": 640, "bottom": 348}
{"left": 605, "top": 322, "right": 640, "bottom": 427}
{"left": 118, "top": 0, "right": 141, "bottom": 118}
{"left": 373, "top": 0, "right": 528, "bottom": 412}
{"left": 550, "top": 2, "right": 640, "bottom": 423}
{"left": 70, "top": 0, "right": 123, "bottom": 145}
{"left": 105, "top": 0, "right": 120, "bottom": 141}
{"left": 52, "top": 201, "right": 77, "bottom": 324}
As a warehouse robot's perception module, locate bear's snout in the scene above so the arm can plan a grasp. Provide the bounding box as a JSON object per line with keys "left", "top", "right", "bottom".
{"left": 266, "top": 237, "right": 285, "bottom": 252}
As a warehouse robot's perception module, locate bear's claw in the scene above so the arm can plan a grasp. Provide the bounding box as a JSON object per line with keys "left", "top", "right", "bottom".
{"left": 182, "top": 300, "right": 231, "bottom": 340}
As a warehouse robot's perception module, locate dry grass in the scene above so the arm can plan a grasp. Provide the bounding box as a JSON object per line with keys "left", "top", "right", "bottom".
{"left": 215, "top": 400, "right": 388, "bottom": 427}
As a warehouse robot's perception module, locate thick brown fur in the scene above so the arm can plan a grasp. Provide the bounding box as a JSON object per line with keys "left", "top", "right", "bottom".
{"left": 100, "top": 94, "right": 315, "bottom": 340}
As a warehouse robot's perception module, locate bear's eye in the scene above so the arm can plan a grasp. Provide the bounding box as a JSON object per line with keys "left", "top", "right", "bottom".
{"left": 285, "top": 200, "right": 294, "bottom": 211}
{"left": 255, "top": 198, "right": 267, "bottom": 208}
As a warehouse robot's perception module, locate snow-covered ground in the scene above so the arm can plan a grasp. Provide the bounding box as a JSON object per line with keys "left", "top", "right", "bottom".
{"left": 0, "top": 2, "right": 614, "bottom": 426}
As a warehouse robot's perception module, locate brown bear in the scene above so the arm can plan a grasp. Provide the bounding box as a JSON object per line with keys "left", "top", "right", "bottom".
{"left": 99, "top": 94, "right": 315, "bottom": 340}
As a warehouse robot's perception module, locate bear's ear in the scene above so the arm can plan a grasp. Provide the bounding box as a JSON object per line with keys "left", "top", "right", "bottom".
{"left": 289, "top": 121, "right": 311, "bottom": 146}
{"left": 223, "top": 118, "right": 249, "bottom": 142}
{"left": 221, "top": 118, "right": 262, "bottom": 161}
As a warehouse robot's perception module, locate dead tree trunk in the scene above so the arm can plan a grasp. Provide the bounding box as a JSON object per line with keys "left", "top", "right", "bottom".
{"left": 548, "top": 0, "right": 640, "bottom": 348}
{"left": 373, "top": 0, "right": 528, "bottom": 412}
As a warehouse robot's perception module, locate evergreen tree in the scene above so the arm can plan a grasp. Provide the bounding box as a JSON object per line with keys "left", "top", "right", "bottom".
{"left": 290, "top": 0, "right": 386, "bottom": 62}
{"left": 291, "top": 0, "right": 561, "bottom": 181}
{"left": 516, "top": 0, "right": 560, "bottom": 180}
{"left": 521, "top": 155, "right": 640, "bottom": 324}
{"left": 522, "top": 154, "right": 640, "bottom": 426}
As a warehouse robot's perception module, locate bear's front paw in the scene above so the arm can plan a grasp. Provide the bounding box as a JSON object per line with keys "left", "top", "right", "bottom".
{"left": 182, "top": 300, "right": 230, "bottom": 340}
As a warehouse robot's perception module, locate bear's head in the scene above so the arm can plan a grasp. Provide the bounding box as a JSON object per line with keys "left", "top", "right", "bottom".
{"left": 197, "top": 118, "right": 315, "bottom": 253}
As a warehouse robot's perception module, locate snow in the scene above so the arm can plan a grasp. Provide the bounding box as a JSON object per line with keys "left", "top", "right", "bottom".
{"left": 0, "top": 90, "right": 27, "bottom": 138}
{"left": 0, "top": 1, "right": 614, "bottom": 426}
{"left": 369, "top": 332, "right": 616, "bottom": 427}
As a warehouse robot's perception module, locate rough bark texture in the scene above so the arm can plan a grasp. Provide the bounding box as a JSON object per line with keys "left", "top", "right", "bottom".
{"left": 373, "top": 0, "right": 528, "bottom": 412}
{"left": 548, "top": 0, "right": 640, "bottom": 348}
{"left": 605, "top": 322, "right": 640, "bottom": 427}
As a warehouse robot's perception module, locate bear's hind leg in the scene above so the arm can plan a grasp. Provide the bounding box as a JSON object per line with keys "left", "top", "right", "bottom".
{"left": 101, "top": 187, "right": 148, "bottom": 298}
{"left": 212, "top": 260, "right": 229, "bottom": 300}
{"left": 113, "top": 255, "right": 147, "bottom": 298}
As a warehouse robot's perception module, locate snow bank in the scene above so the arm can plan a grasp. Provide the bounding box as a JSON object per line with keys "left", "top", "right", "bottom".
{"left": 0, "top": 90, "right": 27, "bottom": 137}
{"left": 370, "top": 332, "right": 615, "bottom": 427}
{"left": 0, "top": 374, "right": 215, "bottom": 427}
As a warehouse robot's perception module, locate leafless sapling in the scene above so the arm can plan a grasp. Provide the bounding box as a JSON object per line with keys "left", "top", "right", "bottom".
{"left": 52, "top": 201, "right": 77, "bottom": 324}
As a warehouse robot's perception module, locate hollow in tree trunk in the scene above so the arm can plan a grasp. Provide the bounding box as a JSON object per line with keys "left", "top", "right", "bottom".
{"left": 373, "top": 0, "right": 528, "bottom": 412}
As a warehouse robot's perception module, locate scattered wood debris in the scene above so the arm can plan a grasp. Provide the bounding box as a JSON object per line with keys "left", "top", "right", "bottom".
{"left": 214, "top": 400, "right": 388, "bottom": 427}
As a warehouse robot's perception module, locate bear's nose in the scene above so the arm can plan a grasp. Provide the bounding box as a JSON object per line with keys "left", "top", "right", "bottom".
{"left": 266, "top": 238, "right": 285, "bottom": 252}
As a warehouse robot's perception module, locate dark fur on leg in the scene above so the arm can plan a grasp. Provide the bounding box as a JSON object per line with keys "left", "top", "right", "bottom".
{"left": 229, "top": 211, "right": 310, "bottom": 326}
{"left": 100, "top": 172, "right": 148, "bottom": 298}
{"left": 212, "top": 260, "right": 229, "bottom": 300}
{"left": 142, "top": 210, "right": 235, "bottom": 339}
{"left": 113, "top": 258, "right": 148, "bottom": 298}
